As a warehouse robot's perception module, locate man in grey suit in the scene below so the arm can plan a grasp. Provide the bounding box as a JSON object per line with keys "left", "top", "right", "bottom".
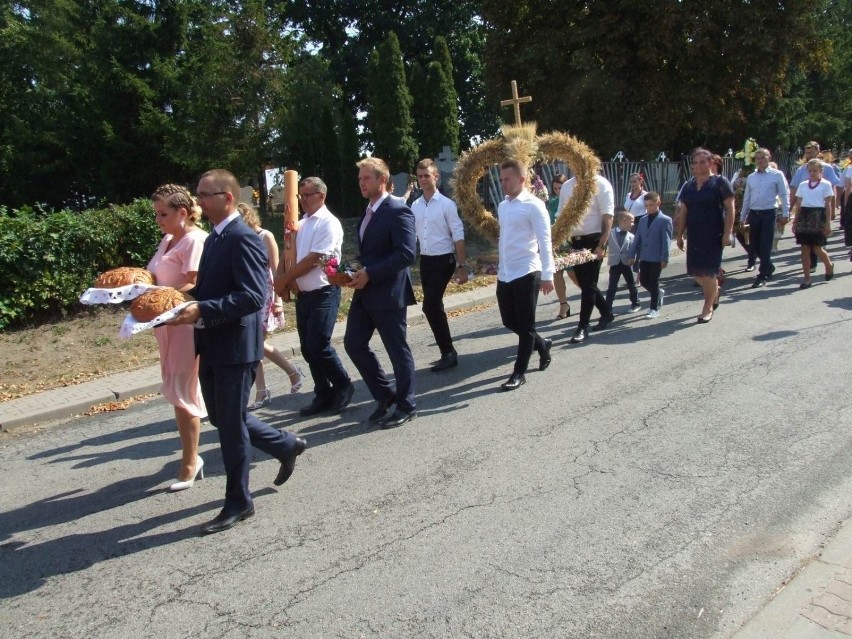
{"left": 169, "top": 169, "right": 306, "bottom": 534}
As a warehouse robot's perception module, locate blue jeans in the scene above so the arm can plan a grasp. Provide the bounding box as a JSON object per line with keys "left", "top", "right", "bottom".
{"left": 748, "top": 209, "right": 777, "bottom": 278}
{"left": 296, "top": 286, "right": 350, "bottom": 401}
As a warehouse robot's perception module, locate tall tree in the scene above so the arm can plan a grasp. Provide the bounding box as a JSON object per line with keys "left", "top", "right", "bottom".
{"left": 366, "top": 32, "right": 418, "bottom": 173}
{"left": 281, "top": 0, "right": 499, "bottom": 149}
{"left": 419, "top": 60, "right": 460, "bottom": 158}
{"left": 481, "top": 0, "right": 826, "bottom": 158}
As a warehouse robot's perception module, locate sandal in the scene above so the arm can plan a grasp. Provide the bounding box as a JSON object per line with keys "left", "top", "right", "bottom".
{"left": 556, "top": 302, "right": 571, "bottom": 320}
{"left": 712, "top": 290, "right": 720, "bottom": 311}
{"left": 289, "top": 367, "right": 305, "bottom": 394}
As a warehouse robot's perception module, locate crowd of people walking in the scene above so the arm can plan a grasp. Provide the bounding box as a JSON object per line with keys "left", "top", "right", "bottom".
{"left": 142, "top": 140, "right": 843, "bottom": 534}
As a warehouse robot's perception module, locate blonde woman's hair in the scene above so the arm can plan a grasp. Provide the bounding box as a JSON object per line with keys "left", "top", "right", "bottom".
{"left": 237, "top": 202, "right": 262, "bottom": 230}
{"left": 151, "top": 184, "right": 201, "bottom": 224}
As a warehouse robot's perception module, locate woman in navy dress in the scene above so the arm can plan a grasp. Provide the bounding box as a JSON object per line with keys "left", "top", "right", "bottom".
{"left": 675, "top": 149, "right": 735, "bottom": 323}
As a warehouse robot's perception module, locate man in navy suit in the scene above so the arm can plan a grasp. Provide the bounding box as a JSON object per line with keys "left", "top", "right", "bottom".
{"left": 168, "top": 169, "right": 306, "bottom": 534}
{"left": 344, "top": 157, "right": 418, "bottom": 428}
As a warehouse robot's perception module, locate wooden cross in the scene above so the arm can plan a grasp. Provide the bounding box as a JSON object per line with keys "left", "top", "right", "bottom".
{"left": 500, "top": 80, "right": 532, "bottom": 126}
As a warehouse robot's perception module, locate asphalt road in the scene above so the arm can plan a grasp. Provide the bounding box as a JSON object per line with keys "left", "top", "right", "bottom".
{"left": 2, "top": 234, "right": 852, "bottom": 639}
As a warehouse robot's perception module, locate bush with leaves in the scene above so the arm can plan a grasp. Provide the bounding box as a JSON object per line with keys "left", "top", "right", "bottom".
{"left": 0, "top": 200, "right": 161, "bottom": 329}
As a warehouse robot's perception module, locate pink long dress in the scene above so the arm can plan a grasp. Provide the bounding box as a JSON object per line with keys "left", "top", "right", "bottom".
{"left": 146, "top": 226, "right": 208, "bottom": 418}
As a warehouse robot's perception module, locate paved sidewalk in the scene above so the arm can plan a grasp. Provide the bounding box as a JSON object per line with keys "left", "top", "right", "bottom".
{"left": 733, "top": 516, "right": 852, "bottom": 638}
{"left": 0, "top": 285, "right": 496, "bottom": 432}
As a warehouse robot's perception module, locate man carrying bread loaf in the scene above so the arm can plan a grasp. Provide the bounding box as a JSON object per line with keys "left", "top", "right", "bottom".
{"left": 168, "top": 168, "right": 306, "bottom": 535}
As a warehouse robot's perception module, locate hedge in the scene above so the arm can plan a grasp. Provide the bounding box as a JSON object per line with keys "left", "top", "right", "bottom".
{"left": 0, "top": 201, "right": 162, "bottom": 329}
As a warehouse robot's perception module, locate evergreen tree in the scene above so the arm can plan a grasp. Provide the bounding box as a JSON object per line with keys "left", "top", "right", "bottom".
{"left": 408, "top": 60, "right": 428, "bottom": 158}
{"left": 366, "top": 32, "right": 419, "bottom": 174}
{"left": 338, "top": 104, "right": 362, "bottom": 216}
{"left": 419, "top": 61, "right": 460, "bottom": 158}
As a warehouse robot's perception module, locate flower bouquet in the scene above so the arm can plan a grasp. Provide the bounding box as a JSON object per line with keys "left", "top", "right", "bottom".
{"left": 317, "top": 255, "right": 360, "bottom": 286}
{"left": 553, "top": 249, "right": 597, "bottom": 272}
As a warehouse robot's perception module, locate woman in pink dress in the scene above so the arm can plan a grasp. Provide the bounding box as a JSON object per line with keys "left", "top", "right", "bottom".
{"left": 237, "top": 203, "right": 303, "bottom": 410}
{"left": 147, "top": 184, "right": 208, "bottom": 491}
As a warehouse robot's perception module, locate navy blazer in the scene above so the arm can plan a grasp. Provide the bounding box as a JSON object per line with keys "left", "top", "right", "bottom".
{"left": 190, "top": 217, "right": 268, "bottom": 366}
{"left": 355, "top": 195, "right": 417, "bottom": 311}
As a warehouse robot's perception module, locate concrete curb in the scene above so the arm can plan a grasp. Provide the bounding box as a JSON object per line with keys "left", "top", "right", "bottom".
{"left": 0, "top": 284, "right": 497, "bottom": 432}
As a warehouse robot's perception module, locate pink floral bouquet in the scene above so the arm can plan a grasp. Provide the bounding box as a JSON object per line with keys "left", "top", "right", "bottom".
{"left": 316, "top": 254, "right": 360, "bottom": 286}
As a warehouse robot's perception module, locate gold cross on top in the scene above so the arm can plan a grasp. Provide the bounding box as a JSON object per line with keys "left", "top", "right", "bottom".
{"left": 500, "top": 80, "right": 532, "bottom": 126}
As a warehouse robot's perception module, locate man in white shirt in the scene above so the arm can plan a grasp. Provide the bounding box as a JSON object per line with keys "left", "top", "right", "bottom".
{"left": 496, "top": 159, "right": 555, "bottom": 391}
{"left": 274, "top": 177, "right": 354, "bottom": 417}
{"left": 411, "top": 158, "right": 468, "bottom": 372}
{"left": 558, "top": 172, "right": 615, "bottom": 343}
{"left": 740, "top": 149, "right": 790, "bottom": 287}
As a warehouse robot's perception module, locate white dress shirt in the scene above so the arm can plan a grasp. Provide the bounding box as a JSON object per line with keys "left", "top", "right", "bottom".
{"left": 411, "top": 191, "right": 465, "bottom": 256}
{"left": 741, "top": 167, "right": 790, "bottom": 219}
{"left": 213, "top": 211, "right": 242, "bottom": 235}
{"left": 295, "top": 205, "right": 344, "bottom": 292}
{"left": 497, "top": 189, "right": 554, "bottom": 282}
{"left": 558, "top": 174, "right": 615, "bottom": 236}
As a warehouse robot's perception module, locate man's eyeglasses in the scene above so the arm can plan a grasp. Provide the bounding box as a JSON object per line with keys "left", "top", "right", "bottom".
{"left": 297, "top": 191, "right": 321, "bottom": 200}
{"left": 196, "top": 191, "right": 227, "bottom": 199}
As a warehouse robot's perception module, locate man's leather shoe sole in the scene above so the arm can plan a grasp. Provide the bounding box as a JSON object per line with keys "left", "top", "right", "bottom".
{"left": 367, "top": 395, "right": 395, "bottom": 422}
{"left": 200, "top": 507, "right": 255, "bottom": 535}
{"left": 380, "top": 409, "right": 416, "bottom": 429}
{"left": 591, "top": 314, "right": 615, "bottom": 332}
{"left": 299, "top": 400, "right": 333, "bottom": 417}
{"left": 501, "top": 374, "right": 526, "bottom": 391}
{"left": 331, "top": 383, "right": 355, "bottom": 411}
{"left": 539, "top": 339, "right": 552, "bottom": 371}
{"left": 274, "top": 437, "right": 307, "bottom": 486}
{"left": 431, "top": 351, "right": 458, "bottom": 372}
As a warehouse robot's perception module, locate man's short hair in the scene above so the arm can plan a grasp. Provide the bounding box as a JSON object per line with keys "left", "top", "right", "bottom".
{"left": 755, "top": 148, "right": 771, "bottom": 159}
{"left": 644, "top": 191, "right": 661, "bottom": 202}
{"left": 805, "top": 140, "right": 820, "bottom": 150}
{"left": 615, "top": 209, "right": 632, "bottom": 223}
{"left": 500, "top": 158, "right": 526, "bottom": 175}
{"left": 357, "top": 157, "right": 390, "bottom": 182}
{"left": 299, "top": 176, "right": 327, "bottom": 195}
{"left": 200, "top": 169, "right": 240, "bottom": 199}
{"left": 806, "top": 158, "right": 824, "bottom": 170}
{"left": 416, "top": 158, "right": 439, "bottom": 175}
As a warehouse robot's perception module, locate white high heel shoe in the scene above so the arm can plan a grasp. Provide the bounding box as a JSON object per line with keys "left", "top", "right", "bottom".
{"left": 247, "top": 388, "right": 272, "bottom": 411}
{"left": 169, "top": 456, "right": 204, "bottom": 492}
{"left": 289, "top": 367, "right": 305, "bottom": 394}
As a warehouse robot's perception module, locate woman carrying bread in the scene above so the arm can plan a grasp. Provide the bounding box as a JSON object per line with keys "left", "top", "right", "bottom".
{"left": 147, "top": 184, "right": 208, "bottom": 491}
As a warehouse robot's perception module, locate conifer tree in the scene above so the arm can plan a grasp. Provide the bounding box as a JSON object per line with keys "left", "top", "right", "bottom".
{"left": 366, "top": 32, "right": 418, "bottom": 174}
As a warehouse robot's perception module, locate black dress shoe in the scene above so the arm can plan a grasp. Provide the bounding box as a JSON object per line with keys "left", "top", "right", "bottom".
{"left": 299, "top": 397, "right": 333, "bottom": 417}
{"left": 431, "top": 350, "right": 458, "bottom": 372}
{"left": 591, "top": 313, "right": 614, "bottom": 332}
{"left": 331, "top": 383, "right": 355, "bottom": 410}
{"left": 539, "top": 339, "right": 552, "bottom": 371}
{"left": 200, "top": 507, "right": 255, "bottom": 535}
{"left": 751, "top": 277, "right": 766, "bottom": 288}
{"left": 570, "top": 327, "right": 588, "bottom": 344}
{"left": 501, "top": 373, "right": 526, "bottom": 391}
{"left": 274, "top": 437, "right": 307, "bottom": 486}
{"left": 367, "top": 394, "right": 395, "bottom": 422}
{"left": 380, "top": 409, "right": 416, "bottom": 429}
{"left": 745, "top": 264, "right": 756, "bottom": 272}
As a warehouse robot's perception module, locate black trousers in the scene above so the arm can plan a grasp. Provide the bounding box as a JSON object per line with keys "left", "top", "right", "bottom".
{"left": 639, "top": 261, "right": 663, "bottom": 310}
{"left": 496, "top": 272, "right": 545, "bottom": 375}
{"left": 296, "top": 286, "right": 350, "bottom": 402}
{"left": 419, "top": 253, "right": 456, "bottom": 354}
{"left": 605, "top": 263, "right": 638, "bottom": 308}
{"left": 571, "top": 234, "right": 610, "bottom": 328}
{"left": 748, "top": 210, "right": 777, "bottom": 278}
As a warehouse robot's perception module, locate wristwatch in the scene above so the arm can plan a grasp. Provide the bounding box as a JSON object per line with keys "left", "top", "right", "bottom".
{"left": 456, "top": 264, "right": 467, "bottom": 269}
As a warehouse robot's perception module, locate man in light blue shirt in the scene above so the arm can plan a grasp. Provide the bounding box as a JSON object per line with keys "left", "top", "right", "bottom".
{"left": 741, "top": 148, "right": 790, "bottom": 287}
